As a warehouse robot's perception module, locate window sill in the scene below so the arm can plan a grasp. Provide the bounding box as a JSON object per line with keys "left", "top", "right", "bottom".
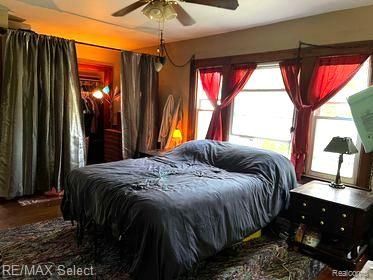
{"left": 301, "top": 174, "right": 370, "bottom": 191}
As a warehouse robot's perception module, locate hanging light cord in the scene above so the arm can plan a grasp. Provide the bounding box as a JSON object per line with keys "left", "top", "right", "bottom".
{"left": 164, "top": 44, "right": 195, "bottom": 67}
{"left": 158, "top": 20, "right": 195, "bottom": 68}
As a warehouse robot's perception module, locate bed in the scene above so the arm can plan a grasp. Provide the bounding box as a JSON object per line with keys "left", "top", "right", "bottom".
{"left": 61, "top": 140, "right": 297, "bottom": 280}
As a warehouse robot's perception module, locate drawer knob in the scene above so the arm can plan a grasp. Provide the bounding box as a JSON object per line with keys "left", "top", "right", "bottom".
{"left": 302, "top": 202, "right": 307, "bottom": 207}
{"left": 320, "top": 221, "right": 325, "bottom": 226}
{"left": 340, "top": 227, "right": 345, "bottom": 232}
{"left": 342, "top": 213, "right": 347, "bottom": 218}
{"left": 301, "top": 215, "right": 305, "bottom": 220}
{"left": 321, "top": 208, "right": 326, "bottom": 212}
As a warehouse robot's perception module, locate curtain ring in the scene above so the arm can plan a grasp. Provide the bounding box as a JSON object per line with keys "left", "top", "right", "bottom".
{"left": 297, "top": 41, "right": 302, "bottom": 61}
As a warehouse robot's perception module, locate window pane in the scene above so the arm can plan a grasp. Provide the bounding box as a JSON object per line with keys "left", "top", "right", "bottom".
{"left": 231, "top": 91, "right": 293, "bottom": 141}
{"left": 230, "top": 64, "right": 293, "bottom": 157}
{"left": 196, "top": 69, "right": 222, "bottom": 140}
{"left": 196, "top": 70, "right": 222, "bottom": 109}
{"left": 244, "top": 66, "right": 285, "bottom": 90}
{"left": 311, "top": 118, "right": 358, "bottom": 178}
{"left": 230, "top": 135, "right": 291, "bottom": 158}
{"left": 199, "top": 99, "right": 214, "bottom": 110}
{"left": 318, "top": 103, "right": 353, "bottom": 118}
{"left": 309, "top": 58, "right": 369, "bottom": 182}
{"left": 196, "top": 110, "right": 212, "bottom": 140}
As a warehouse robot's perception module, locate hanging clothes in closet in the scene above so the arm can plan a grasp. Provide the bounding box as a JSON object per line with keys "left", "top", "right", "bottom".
{"left": 80, "top": 77, "right": 105, "bottom": 164}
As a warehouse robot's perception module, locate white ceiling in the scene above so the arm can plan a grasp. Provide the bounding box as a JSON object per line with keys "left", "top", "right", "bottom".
{"left": 1, "top": 0, "right": 373, "bottom": 50}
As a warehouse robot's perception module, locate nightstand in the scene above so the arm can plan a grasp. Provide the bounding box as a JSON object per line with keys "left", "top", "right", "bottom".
{"left": 104, "top": 129, "right": 122, "bottom": 162}
{"left": 288, "top": 180, "right": 373, "bottom": 270}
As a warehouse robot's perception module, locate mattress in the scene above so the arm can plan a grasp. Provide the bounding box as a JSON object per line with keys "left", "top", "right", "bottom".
{"left": 61, "top": 140, "right": 297, "bottom": 279}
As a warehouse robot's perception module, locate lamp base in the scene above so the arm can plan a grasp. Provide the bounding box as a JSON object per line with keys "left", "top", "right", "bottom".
{"left": 329, "top": 182, "right": 345, "bottom": 189}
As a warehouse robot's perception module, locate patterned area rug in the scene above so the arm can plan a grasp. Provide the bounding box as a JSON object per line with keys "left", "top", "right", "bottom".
{"left": 0, "top": 218, "right": 324, "bottom": 279}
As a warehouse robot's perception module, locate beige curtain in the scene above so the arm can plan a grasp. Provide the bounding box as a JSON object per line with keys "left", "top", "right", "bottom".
{"left": 0, "top": 30, "right": 85, "bottom": 198}
{"left": 120, "top": 51, "right": 158, "bottom": 158}
{"left": 158, "top": 94, "right": 182, "bottom": 150}
{"left": 120, "top": 51, "right": 141, "bottom": 159}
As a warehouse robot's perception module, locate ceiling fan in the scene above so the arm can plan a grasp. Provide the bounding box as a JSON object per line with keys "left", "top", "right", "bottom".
{"left": 112, "top": 0, "right": 239, "bottom": 26}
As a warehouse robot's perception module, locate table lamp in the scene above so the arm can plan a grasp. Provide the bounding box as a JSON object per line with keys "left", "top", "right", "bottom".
{"left": 172, "top": 129, "right": 182, "bottom": 147}
{"left": 324, "top": 137, "right": 358, "bottom": 189}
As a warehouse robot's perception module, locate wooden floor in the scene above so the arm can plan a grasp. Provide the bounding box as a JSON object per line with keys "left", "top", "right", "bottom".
{"left": 0, "top": 197, "right": 61, "bottom": 230}
{"left": 0, "top": 198, "right": 355, "bottom": 279}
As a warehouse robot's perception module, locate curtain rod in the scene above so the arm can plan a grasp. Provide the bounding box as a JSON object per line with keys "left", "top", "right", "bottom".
{"left": 74, "top": 40, "right": 122, "bottom": 52}
{"left": 0, "top": 27, "right": 149, "bottom": 54}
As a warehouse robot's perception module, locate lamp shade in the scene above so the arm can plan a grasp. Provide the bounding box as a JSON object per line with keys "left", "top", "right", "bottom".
{"left": 154, "top": 56, "right": 166, "bottom": 72}
{"left": 92, "top": 89, "right": 104, "bottom": 99}
{"left": 324, "top": 137, "right": 358, "bottom": 154}
{"left": 172, "top": 129, "right": 182, "bottom": 140}
{"left": 102, "top": 85, "right": 110, "bottom": 95}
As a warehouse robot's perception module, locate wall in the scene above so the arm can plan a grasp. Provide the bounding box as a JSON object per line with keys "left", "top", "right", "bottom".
{"left": 138, "top": 5, "right": 373, "bottom": 139}
{"left": 76, "top": 44, "right": 122, "bottom": 124}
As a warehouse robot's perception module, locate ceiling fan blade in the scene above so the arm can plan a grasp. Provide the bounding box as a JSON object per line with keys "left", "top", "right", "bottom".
{"left": 172, "top": 3, "right": 196, "bottom": 26}
{"left": 8, "top": 14, "right": 26, "bottom": 23}
{"left": 112, "top": 1, "right": 148, "bottom": 17}
{"left": 182, "top": 0, "right": 239, "bottom": 10}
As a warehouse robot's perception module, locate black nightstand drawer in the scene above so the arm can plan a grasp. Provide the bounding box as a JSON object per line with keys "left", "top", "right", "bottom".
{"left": 292, "top": 195, "right": 311, "bottom": 210}
{"left": 290, "top": 193, "right": 355, "bottom": 234}
{"left": 292, "top": 211, "right": 311, "bottom": 224}
{"left": 291, "top": 193, "right": 333, "bottom": 215}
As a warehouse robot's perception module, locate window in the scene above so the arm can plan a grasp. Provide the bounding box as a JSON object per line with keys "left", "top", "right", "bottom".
{"left": 229, "top": 64, "right": 294, "bottom": 157}
{"left": 195, "top": 69, "right": 222, "bottom": 140}
{"left": 307, "top": 59, "right": 370, "bottom": 184}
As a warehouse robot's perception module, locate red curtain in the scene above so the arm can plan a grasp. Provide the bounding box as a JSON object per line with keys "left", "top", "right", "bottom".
{"left": 280, "top": 54, "right": 368, "bottom": 179}
{"left": 205, "top": 64, "right": 256, "bottom": 141}
{"left": 199, "top": 68, "right": 223, "bottom": 108}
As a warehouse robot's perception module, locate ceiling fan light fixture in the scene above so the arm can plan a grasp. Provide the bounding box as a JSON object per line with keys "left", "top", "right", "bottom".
{"left": 154, "top": 56, "right": 166, "bottom": 72}
{"left": 163, "top": 4, "right": 177, "bottom": 21}
{"left": 142, "top": 1, "right": 177, "bottom": 22}
{"left": 113, "top": 0, "right": 237, "bottom": 26}
{"left": 142, "top": 2, "right": 164, "bottom": 21}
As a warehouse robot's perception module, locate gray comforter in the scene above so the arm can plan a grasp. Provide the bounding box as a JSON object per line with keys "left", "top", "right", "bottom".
{"left": 61, "top": 140, "right": 297, "bottom": 280}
